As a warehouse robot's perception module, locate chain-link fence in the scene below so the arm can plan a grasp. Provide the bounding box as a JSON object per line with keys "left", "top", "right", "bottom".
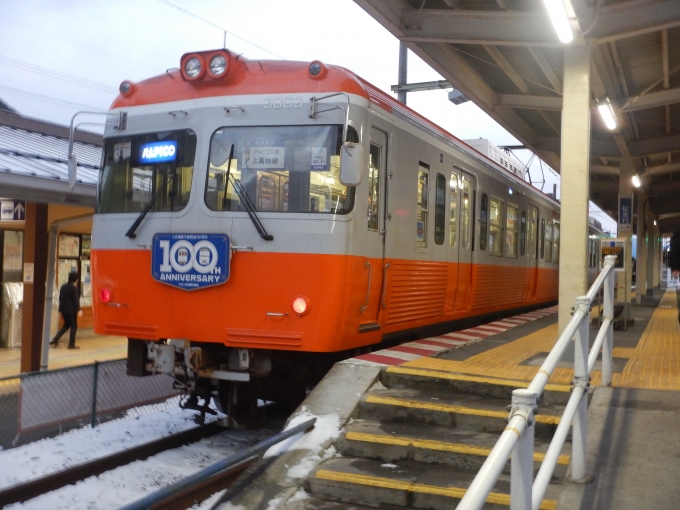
{"left": 0, "top": 359, "right": 180, "bottom": 450}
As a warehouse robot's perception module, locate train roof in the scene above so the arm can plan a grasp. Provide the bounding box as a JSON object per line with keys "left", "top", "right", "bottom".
{"left": 111, "top": 49, "right": 559, "bottom": 207}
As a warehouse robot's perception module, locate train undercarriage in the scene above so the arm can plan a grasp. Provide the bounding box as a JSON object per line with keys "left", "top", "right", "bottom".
{"left": 127, "top": 338, "right": 344, "bottom": 426}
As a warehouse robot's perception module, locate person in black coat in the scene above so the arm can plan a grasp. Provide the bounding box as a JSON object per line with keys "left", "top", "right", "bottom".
{"left": 50, "top": 272, "right": 83, "bottom": 349}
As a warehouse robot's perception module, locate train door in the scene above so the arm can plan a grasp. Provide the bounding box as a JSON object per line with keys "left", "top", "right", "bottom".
{"left": 447, "top": 169, "right": 475, "bottom": 311}
{"left": 360, "top": 128, "right": 388, "bottom": 330}
{"left": 525, "top": 205, "right": 539, "bottom": 299}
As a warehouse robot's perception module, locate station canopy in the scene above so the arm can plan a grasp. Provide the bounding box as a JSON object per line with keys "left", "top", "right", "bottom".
{"left": 0, "top": 108, "right": 101, "bottom": 208}
{"left": 355, "top": 0, "right": 680, "bottom": 234}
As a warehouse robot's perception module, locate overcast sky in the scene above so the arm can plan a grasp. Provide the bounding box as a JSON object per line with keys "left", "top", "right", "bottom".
{"left": 0, "top": 0, "right": 615, "bottom": 232}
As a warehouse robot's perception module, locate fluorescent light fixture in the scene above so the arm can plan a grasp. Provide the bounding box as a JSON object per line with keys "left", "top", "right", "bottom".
{"left": 598, "top": 98, "right": 617, "bottom": 130}
{"left": 632, "top": 175, "right": 641, "bottom": 188}
{"left": 542, "top": 0, "right": 573, "bottom": 43}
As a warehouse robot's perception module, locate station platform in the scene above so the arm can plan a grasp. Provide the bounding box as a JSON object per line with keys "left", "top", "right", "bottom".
{"left": 0, "top": 331, "right": 126, "bottom": 378}
{"left": 221, "top": 288, "right": 680, "bottom": 510}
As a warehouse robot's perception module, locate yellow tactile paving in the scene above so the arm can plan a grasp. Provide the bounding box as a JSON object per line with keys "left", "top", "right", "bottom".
{"left": 400, "top": 290, "right": 680, "bottom": 391}
{"left": 613, "top": 290, "right": 680, "bottom": 390}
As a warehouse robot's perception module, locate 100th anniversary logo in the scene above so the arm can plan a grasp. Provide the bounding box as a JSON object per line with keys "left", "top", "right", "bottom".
{"left": 151, "top": 233, "right": 230, "bottom": 290}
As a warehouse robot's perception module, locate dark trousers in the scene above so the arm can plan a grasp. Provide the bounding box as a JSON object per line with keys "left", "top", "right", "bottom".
{"left": 53, "top": 313, "right": 78, "bottom": 347}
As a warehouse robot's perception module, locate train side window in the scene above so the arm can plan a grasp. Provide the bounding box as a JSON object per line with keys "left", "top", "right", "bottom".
{"left": 435, "top": 174, "right": 446, "bottom": 244}
{"left": 520, "top": 210, "right": 527, "bottom": 256}
{"left": 461, "top": 176, "right": 472, "bottom": 249}
{"left": 480, "top": 193, "right": 488, "bottom": 251}
{"left": 505, "top": 204, "right": 518, "bottom": 258}
{"left": 449, "top": 174, "right": 458, "bottom": 248}
{"left": 488, "top": 197, "right": 503, "bottom": 256}
{"left": 367, "top": 143, "right": 381, "bottom": 231}
{"left": 540, "top": 219, "right": 546, "bottom": 260}
{"left": 544, "top": 220, "right": 553, "bottom": 263}
{"left": 417, "top": 166, "right": 429, "bottom": 247}
{"left": 552, "top": 221, "right": 560, "bottom": 263}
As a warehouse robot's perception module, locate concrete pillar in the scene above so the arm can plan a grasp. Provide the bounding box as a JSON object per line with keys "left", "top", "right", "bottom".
{"left": 646, "top": 214, "right": 655, "bottom": 296}
{"left": 635, "top": 192, "right": 647, "bottom": 302}
{"left": 558, "top": 45, "right": 591, "bottom": 335}
{"left": 654, "top": 226, "right": 661, "bottom": 287}
{"left": 20, "top": 202, "right": 48, "bottom": 374}
{"left": 398, "top": 42, "right": 407, "bottom": 105}
{"left": 617, "top": 159, "right": 634, "bottom": 314}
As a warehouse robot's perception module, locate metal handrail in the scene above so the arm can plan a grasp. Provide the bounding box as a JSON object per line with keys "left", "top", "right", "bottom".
{"left": 456, "top": 255, "right": 617, "bottom": 510}
{"left": 118, "top": 417, "right": 317, "bottom": 510}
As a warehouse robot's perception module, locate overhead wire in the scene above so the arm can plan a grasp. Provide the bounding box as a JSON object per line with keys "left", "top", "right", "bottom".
{"left": 0, "top": 85, "right": 106, "bottom": 112}
{"left": 0, "top": 55, "right": 118, "bottom": 93}
{"left": 156, "top": 0, "right": 286, "bottom": 60}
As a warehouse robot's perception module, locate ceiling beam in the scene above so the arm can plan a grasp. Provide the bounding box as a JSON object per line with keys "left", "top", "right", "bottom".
{"left": 620, "top": 87, "right": 680, "bottom": 112}
{"left": 538, "top": 133, "right": 680, "bottom": 159}
{"left": 483, "top": 45, "right": 530, "bottom": 94}
{"left": 527, "top": 47, "right": 562, "bottom": 95}
{"left": 400, "top": 9, "right": 563, "bottom": 47}
{"left": 584, "top": 0, "right": 680, "bottom": 45}
{"left": 496, "top": 94, "right": 562, "bottom": 110}
{"left": 641, "top": 161, "right": 680, "bottom": 177}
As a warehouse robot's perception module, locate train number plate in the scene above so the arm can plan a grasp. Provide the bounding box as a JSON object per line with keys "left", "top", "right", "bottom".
{"left": 151, "top": 233, "right": 230, "bottom": 290}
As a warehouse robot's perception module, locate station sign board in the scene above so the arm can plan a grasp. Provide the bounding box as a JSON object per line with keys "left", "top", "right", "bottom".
{"left": 600, "top": 238, "right": 626, "bottom": 272}
{"left": 151, "top": 233, "right": 230, "bottom": 290}
{"left": 0, "top": 200, "right": 26, "bottom": 221}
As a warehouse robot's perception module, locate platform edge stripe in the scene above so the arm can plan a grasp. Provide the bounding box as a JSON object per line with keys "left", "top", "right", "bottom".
{"left": 365, "top": 394, "right": 560, "bottom": 424}
{"left": 344, "top": 431, "right": 570, "bottom": 465}
{"left": 385, "top": 366, "right": 571, "bottom": 393}
{"left": 314, "top": 470, "right": 557, "bottom": 510}
{"left": 353, "top": 353, "right": 406, "bottom": 365}
{"left": 386, "top": 345, "right": 441, "bottom": 356}
{"left": 439, "top": 332, "right": 479, "bottom": 340}
{"left": 403, "top": 341, "right": 447, "bottom": 351}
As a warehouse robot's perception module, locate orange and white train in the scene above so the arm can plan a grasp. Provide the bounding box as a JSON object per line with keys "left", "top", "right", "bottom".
{"left": 91, "top": 48, "right": 560, "bottom": 417}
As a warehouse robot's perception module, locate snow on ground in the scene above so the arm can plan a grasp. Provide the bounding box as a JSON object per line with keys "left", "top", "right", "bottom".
{"left": 0, "top": 401, "right": 280, "bottom": 510}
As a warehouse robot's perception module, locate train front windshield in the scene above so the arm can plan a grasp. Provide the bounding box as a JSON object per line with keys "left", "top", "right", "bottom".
{"left": 99, "top": 129, "right": 197, "bottom": 214}
{"left": 205, "top": 125, "right": 355, "bottom": 214}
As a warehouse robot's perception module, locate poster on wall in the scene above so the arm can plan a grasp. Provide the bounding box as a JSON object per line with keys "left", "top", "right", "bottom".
{"left": 58, "top": 235, "right": 80, "bottom": 258}
{"left": 58, "top": 259, "right": 79, "bottom": 288}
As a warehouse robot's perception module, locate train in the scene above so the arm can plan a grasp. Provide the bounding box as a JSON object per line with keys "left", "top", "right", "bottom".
{"left": 91, "top": 48, "right": 561, "bottom": 423}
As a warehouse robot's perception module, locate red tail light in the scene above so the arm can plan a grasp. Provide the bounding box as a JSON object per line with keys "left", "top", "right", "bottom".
{"left": 99, "top": 288, "right": 111, "bottom": 303}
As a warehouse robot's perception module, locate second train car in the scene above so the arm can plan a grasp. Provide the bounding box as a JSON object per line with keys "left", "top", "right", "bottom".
{"left": 91, "top": 49, "right": 560, "bottom": 420}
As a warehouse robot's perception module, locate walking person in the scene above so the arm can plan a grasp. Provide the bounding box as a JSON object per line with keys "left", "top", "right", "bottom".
{"left": 50, "top": 272, "right": 83, "bottom": 349}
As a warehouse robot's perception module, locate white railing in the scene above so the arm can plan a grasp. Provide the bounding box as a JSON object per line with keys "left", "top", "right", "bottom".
{"left": 456, "top": 255, "right": 617, "bottom": 510}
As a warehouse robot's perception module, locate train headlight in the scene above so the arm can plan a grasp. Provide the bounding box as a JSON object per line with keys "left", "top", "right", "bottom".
{"left": 292, "top": 296, "right": 310, "bottom": 316}
{"left": 99, "top": 288, "right": 111, "bottom": 304}
{"left": 308, "top": 60, "right": 328, "bottom": 80}
{"left": 210, "top": 54, "right": 227, "bottom": 76}
{"left": 185, "top": 57, "right": 202, "bottom": 78}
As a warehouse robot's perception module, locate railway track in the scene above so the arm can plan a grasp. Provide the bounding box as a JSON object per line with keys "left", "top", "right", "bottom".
{"left": 0, "top": 405, "right": 311, "bottom": 510}
{"left": 0, "top": 422, "right": 227, "bottom": 508}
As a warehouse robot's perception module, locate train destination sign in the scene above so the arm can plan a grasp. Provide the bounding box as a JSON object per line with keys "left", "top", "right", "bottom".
{"left": 139, "top": 140, "right": 178, "bottom": 164}
{"left": 151, "top": 233, "right": 230, "bottom": 290}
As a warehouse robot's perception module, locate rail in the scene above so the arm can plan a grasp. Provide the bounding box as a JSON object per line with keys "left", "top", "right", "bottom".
{"left": 118, "top": 417, "right": 317, "bottom": 510}
{"left": 456, "top": 255, "right": 617, "bottom": 510}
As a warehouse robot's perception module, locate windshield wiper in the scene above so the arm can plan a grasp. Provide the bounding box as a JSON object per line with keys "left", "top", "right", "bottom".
{"left": 126, "top": 171, "right": 175, "bottom": 239}
{"left": 222, "top": 143, "right": 273, "bottom": 241}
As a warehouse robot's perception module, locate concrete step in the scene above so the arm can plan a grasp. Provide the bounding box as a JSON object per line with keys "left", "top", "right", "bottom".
{"left": 308, "top": 457, "right": 560, "bottom": 510}
{"left": 336, "top": 420, "right": 569, "bottom": 480}
{"left": 281, "top": 494, "right": 402, "bottom": 509}
{"left": 381, "top": 365, "right": 572, "bottom": 406}
{"left": 359, "top": 388, "right": 563, "bottom": 439}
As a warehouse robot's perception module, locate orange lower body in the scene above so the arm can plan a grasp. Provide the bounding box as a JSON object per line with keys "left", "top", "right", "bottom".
{"left": 92, "top": 249, "right": 557, "bottom": 352}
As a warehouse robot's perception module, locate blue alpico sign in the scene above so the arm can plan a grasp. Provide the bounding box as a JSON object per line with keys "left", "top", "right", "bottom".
{"left": 151, "top": 233, "right": 230, "bottom": 290}
{"left": 139, "top": 140, "right": 178, "bottom": 164}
